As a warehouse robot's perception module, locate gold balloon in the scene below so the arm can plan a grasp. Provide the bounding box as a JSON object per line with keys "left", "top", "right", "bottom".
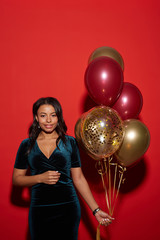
{"left": 115, "top": 119, "right": 150, "bottom": 167}
{"left": 75, "top": 117, "right": 83, "bottom": 144}
{"left": 88, "top": 46, "right": 124, "bottom": 70}
{"left": 80, "top": 106, "right": 124, "bottom": 159}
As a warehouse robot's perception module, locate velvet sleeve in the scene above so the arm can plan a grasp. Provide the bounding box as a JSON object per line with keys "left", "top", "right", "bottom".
{"left": 70, "top": 137, "right": 81, "bottom": 168}
{"left": 14, "top": 139, "right": 29, "bottom": 169}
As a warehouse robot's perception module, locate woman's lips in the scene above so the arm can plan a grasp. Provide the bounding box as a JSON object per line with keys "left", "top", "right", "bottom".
{"left": 44, "top": 125, "right": 53, "bottom": 128}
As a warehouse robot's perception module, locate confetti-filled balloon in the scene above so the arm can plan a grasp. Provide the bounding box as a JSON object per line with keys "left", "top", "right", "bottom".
{"left": 80, "top": 106, "right": 124, "bottom": 159}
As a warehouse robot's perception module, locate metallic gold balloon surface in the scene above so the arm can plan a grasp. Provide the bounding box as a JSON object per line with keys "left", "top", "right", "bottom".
{"left": 75, "top": 117, "right": 83, "bottom": 143}
{"left": 115, "top": 119, "right": 150, "bottom": 167}
{"left": 80, "top": 106, "right": 124, "bottom": 159}
{"left": 88, "top": 46, "right": 124, "bottom": 70}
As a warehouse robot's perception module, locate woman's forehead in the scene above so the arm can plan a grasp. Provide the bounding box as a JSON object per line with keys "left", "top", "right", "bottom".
{"left": 38, "top": 104, "right": 56, "bottom": 113}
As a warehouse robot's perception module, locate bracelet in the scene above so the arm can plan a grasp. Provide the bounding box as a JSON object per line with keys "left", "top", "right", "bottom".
{"left": 93, "top": 207, "right": 101, "bottom": 216}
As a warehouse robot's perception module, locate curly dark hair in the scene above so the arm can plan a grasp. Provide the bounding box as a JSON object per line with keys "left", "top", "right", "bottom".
{"left": 28, "top": 97, "right": 67, "bottom": 153}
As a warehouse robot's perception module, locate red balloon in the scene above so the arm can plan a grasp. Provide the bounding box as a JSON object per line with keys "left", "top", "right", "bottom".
{"left": 112, "top": 82, "right": 143, "bottom": 120}
{"left": 84, "top": 56, "right": 124, "bottom": 106}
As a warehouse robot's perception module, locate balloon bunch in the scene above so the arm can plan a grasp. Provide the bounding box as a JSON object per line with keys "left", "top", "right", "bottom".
{"left": 75, "top": 46, "right": 150, "bottom": 219}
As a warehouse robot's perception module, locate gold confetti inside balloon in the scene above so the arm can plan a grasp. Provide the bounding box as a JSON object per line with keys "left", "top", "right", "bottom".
{"left": 80, "top": 106, "right": 124, "bottom": 159}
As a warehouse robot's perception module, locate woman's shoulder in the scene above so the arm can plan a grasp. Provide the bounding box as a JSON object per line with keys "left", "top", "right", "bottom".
{"left": 19, "top": 138, "right": 31, "bottom": 147}
{"left": 65, "top": 135, "right": 76, "bottom": 142}
{"left": 16, "top": 138, "right": 31, "bottom": 155}
{"left": 21, "top": 138, "right": 30, "bottom": 142}
{"left": 64, "top": 135, "right": 78, "bottom": 147}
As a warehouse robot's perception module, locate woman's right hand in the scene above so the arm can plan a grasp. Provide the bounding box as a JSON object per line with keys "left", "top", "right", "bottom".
{"left": 39, "top": 171, "right": 61, "bottom": 185}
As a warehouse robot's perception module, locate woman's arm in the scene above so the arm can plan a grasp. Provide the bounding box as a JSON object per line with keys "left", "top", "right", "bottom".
{"left": 71, "top": 167, "right": 114, "bottom": 226}
{"left": 12, "top": 168, "right": 61, "bottom": 187}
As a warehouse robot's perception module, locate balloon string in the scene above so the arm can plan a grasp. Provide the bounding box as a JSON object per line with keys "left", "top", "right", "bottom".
{"left": 112, "top": 163, "right": 118, "bottom": 207}
{"left": 95, "top": 160, "right": 110, "bottom": 212}
{"left": 100, "top": 171, "right": 110, "bottom": 212}
{"left": 103, "top": 158, "right": 110, "bottom": 212}
{"left": 111, "top": 166, "right": 126, "bottom": 216}
{"left": 104, "top": 158, "right": 108, "bottom": 186}
{"left": 108, "top": 157, "right": 112, "bottom": 215}
{"left": 96, "top": 223, "right": 101, "bottom": 240}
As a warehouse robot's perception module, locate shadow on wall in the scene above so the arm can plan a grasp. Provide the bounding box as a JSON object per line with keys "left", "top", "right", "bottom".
{"left": 80, "top": 92, "right": 98, "bottom": 114}
{"left": 79, "top": 145, "right": 147, "bottom": 194}
{"left": 120, "top": 158, "right": 147, "bottom": 194}
{"left": 79, "top": 148, "right": 103, "bottom": 191}
{"left": 10, "top": 168, "right": 31, "bottom": 207}
{"left": 10, "top": 186, "right": 31, "bottom": 240}
{"left": 10, "top": 169, "right": 31, "bottom": 240}
{"left": 10, "top": 185, "right": 30, "bottom": 207}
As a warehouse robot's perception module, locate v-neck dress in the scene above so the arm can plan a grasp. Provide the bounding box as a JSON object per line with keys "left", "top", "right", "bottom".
{"left": 14, "top": 135, "right": 81, "bottom": 240}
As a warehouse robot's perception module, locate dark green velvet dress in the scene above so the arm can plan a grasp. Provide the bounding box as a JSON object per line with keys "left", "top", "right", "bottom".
{"left": 14, "top": 135, "right": 81, "bottom": 240}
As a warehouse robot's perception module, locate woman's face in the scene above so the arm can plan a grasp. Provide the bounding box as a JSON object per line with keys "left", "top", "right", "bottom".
{"left": 36, "top": 104, "right": 58, "bottom": 133}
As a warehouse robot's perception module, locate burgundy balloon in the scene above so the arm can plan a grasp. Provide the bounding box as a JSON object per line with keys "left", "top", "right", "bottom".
{"left": 112, "top": 82, "right": 143, "bottom": 120}
{"left": 84, "top": 56, "right": 124, "bottom": 106}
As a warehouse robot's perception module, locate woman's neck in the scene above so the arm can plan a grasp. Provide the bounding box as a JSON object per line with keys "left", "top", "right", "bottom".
{"left": 38, "top": 130, "right": 59, "bottom": 140}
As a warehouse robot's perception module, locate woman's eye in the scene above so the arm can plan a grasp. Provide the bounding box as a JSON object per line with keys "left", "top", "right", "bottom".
{"left": 40, "top": 115, "right": 45, "bottom": 117}
{"left": 52, "top": 114, "right": 56, "bottom": 117}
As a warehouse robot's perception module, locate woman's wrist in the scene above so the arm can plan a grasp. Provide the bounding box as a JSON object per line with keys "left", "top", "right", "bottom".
{"left": 36, "top": 174, "right": 42, "bottom": 184}
{"left": 93, "top": 207, "right": 101, "bottom": 216}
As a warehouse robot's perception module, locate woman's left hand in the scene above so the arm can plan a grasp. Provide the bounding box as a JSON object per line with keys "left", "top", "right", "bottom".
{"left": 95, "top": 210, "right": 114, "bottom": 226}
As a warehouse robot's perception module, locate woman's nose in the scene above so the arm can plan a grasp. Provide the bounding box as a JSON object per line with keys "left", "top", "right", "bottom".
{"left": 46, "top": 116, "right": 51, "bottom": 122}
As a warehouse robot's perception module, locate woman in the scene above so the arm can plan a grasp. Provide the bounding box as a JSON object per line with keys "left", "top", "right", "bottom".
{"left": 12, "top": 97, "right": 114, "bottom": 240}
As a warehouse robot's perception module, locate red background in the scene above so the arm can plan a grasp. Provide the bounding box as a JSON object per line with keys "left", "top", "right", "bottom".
{"left": 0, "top": 0, "right": 160, "bottom": 239}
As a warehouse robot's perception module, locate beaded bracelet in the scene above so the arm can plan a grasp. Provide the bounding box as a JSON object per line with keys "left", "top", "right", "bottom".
{"left": 93, "top": 207, "right": 101, "bottom": 216}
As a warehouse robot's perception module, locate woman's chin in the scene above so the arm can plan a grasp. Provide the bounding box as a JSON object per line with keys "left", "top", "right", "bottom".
{"left": 42, "top": 128, "right": 55, "bottom": 134}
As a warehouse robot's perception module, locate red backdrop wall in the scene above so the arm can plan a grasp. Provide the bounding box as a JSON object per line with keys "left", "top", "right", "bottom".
{"left": 0, "top": 0, "right": 160, "bottom": 239}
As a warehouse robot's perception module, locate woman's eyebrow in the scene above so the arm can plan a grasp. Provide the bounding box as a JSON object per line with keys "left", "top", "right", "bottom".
{"left": 39, "top": 112, "right": 56, "bottom": 114}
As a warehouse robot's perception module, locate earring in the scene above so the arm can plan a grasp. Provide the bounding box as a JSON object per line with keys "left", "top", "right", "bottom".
{"left": 37, "top": 122, "right": 40, "bottom": 129}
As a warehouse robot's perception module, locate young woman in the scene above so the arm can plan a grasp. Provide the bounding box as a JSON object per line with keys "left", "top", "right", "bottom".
{"left": 12, "top": 97, "right": 114, "bottom": 240}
